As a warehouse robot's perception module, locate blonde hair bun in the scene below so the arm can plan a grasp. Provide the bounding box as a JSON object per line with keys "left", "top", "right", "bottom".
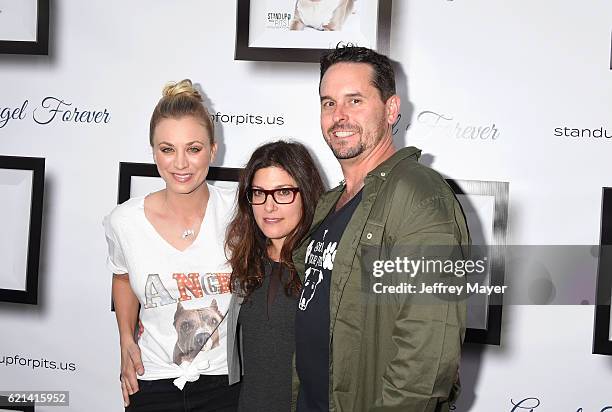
{"left": 162, "top": 79, "right": 202, "bottom": 102}
{"left": 149, "top": 79, "right": 214, "bottom": 146}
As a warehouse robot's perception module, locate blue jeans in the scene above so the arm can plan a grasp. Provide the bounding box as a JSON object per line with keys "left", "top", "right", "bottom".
{"left": 126, "top": 375, "right": 240, "bottom": 412}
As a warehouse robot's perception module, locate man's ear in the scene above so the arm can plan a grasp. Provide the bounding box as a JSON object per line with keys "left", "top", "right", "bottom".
{"left": 385, "top": 95, "right": 401, "bottom": 125}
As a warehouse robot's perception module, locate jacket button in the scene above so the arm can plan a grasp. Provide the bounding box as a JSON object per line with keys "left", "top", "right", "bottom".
{"left": 366, "top": 233, "right": 373, "bottom": 239}
{"left": 380, "top": 172, "right": 386, "bottom": 177}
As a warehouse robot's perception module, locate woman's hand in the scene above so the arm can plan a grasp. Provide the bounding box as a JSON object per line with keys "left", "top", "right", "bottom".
{"left": 120, "top": 338, "right": 144, "bottom": 406}
{"left": 112, "top": 273, "right": 142, "bottom": 407}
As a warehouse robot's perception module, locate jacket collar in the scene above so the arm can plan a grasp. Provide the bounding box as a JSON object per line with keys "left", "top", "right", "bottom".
{"left": 367, "top": 146, "right": 421, "bottom": 181}
{"left": 318, "top": 146, "right": 422, "bottom": 222}
{"left": 293, "top": 146, "right": 423, "bottom": 277}
{"left": 331, "top": 146, "right": 422, "bottom": 189}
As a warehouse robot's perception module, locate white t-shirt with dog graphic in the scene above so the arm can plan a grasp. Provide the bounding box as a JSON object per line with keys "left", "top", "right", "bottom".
{"left": 103, "top": 183, "right": 235, "bottom": 390}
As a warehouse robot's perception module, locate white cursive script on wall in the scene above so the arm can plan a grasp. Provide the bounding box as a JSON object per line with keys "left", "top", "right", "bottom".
{"left": 451, "top": 397, "right": 612, "bottom": 412}
{"left": 392, "top": 110, "right": 500, "bottom": 141}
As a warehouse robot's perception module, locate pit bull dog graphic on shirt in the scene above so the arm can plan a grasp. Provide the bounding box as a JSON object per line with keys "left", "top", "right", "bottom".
{"left": 173, "top": 299, "right": 223, "bottom": 365}
{"left": 138, "top": 272, "right": 230, "bottom": 365}
{"left": 299, "top": 234, "right": 338, "bottom": 311}
{"left": 299, "top": 267, "right": 323, "bottom": 310}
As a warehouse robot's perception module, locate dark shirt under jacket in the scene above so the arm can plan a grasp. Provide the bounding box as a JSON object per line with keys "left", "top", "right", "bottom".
{"left": 295, "top": 190, "right": 363, "bottom": 412}
{"left": 238, "top": 261, "right": 297, "bottom": 412}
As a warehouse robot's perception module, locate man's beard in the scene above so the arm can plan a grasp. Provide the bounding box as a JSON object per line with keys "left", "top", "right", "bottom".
{"left": 329, "top": 139, "right": 366, "bottom": 159}
{"left": 326, "top": 122, "right": 365, "bottom": 159}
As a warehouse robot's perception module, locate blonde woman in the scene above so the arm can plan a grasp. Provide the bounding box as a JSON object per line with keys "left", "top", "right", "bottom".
{"left": 104, "top": 80, "right": 240, "bottom": 411}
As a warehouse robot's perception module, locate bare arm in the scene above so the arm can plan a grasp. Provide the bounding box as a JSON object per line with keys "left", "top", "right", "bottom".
{"left": 112, "top": 273, "right": 144, "bottom": 407}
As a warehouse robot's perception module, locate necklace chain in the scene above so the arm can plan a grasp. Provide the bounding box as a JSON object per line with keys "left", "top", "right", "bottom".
{"left": 163, "top": 195, "right": 202, "bottom": 240}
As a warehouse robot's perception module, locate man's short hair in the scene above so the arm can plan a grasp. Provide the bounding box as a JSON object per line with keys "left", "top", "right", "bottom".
{"left": 320, "top": 46, "right": 396, "bottom": 102}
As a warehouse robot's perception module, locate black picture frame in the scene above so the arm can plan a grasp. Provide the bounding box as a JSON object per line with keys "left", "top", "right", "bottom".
{"left": 117, "top": 162, "right": 241, "bottom": 204}
{"left": 0, "top": 0, "right": 49, "bottom": 55}
{"left": 0, "top": 155, "right": 45, "bottom": 305}
{"left": 235, "top": 0, "right": 392, "bottom": 63}
{"left": 0, "top": 396, "right": 35, "bottom": 411}
{"left": 593, "top": 187, "right": 612, "bottom": 355}
{"left": 446, "top": 179, "right": 509, "bottom": 346}
{"left": 110, "top": 162, "right": 242, "bottom": 311}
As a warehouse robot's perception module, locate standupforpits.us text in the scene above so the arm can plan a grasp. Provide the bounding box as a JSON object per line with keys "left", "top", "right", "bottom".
{"left": 554, "top": 126, "right": 612, "bottom": 139}
{"left": 210, "top": 111, "right": 284, "bottom": 126}
{"left": 1, "top": 354, "right": 77, "bottom": 372}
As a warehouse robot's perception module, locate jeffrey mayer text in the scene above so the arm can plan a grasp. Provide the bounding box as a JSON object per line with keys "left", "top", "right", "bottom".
{"left": 372, "top": 282, "right": 507, "bottom": 296}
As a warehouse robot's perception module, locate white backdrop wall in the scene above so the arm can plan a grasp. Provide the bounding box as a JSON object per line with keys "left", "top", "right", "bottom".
{"left": 0, "top": 1, "right": 611, "bottom": 411}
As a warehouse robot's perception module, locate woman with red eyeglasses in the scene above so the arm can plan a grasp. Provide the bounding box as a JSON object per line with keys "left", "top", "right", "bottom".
{"left": 225, "top": 141, "right": 324, "bottom": 411}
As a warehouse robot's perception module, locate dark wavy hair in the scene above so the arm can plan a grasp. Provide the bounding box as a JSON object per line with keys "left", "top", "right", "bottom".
{"left": 320, "top": 45, "right": 396, "bottom": 102}
{"left": 226, "top": 141, "right": 325, "bottom": 300}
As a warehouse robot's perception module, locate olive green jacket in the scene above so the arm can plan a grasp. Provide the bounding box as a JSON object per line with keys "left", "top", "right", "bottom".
{"left": 292, "top": 147, "right": 469, "bottom": 412}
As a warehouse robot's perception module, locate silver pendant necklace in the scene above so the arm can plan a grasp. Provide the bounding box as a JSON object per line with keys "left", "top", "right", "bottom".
{"left": 163, "top": 193, "right": 201, "bottom": 240}
{"left": 181, "top": 229, "right": 195, "bottom": 239}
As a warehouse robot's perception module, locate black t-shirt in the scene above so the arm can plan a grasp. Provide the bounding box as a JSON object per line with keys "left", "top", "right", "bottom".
{"left": 295, "top": 190, "right": 363, "bottom": 412}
